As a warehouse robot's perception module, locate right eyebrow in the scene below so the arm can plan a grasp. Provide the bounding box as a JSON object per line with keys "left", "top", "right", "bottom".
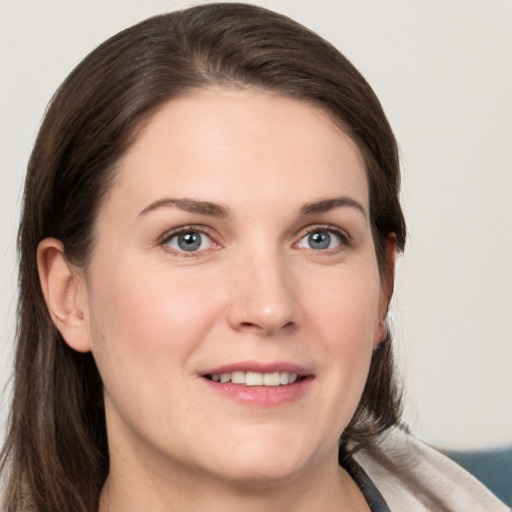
{"left": 137, "top": 198, "right": 231, "bottom": 219}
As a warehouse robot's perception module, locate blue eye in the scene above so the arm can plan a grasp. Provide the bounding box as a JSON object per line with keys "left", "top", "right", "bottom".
{"left": 165, "top": 231, "right": 212, "bottom": 252}
{"left": 298, "top": 229, "right": 342, "bottom": 250}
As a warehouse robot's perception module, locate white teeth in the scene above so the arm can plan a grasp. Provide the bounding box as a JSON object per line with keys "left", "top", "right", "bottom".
{"left": 246, "top": 371, "right": 263, "bottom": 386}
{"left": 231, "top": 371, "right": 245, "bottom": 384}
{"left": 263, "top": 371, "right": 280, "bottom": 386}
{"left": 209, "top": 370, "right": 302, "bottom": 386}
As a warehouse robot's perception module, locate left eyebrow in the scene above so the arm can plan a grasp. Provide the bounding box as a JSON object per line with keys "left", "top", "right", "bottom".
{"left": 299, "top": 197, "right": 367, "bottom": 219}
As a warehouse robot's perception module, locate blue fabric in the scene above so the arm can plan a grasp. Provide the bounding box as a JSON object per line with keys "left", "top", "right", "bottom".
{"left": 442, "top": 445, "right": 512, "bottom": 506}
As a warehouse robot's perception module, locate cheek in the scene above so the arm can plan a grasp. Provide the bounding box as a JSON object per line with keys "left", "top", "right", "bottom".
{"left": 307, "top": 265, "right": 381, "bottom": 342}
{"left": 85, "top": 258, "right": 222, "bottom": 384}
{"left": 84, "top": 260, "right": 227, "bottom": 443}
{"left": 305, "top": 264, "right": 381, "bottom": 392}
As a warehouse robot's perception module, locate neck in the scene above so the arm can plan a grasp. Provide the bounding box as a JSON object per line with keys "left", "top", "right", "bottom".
{"left": 98, "top": 447, "right": 369, "bottom": 512}
{"left": 99, "top": 410, "right": 370, "bottom": 512}
{"left": 99, "top": 452, "right": 370, "bottom": 512}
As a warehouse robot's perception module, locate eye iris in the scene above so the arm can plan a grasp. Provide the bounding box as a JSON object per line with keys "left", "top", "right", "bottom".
{"left": 178, "top": 232, "right": 202, "bottom": 251}
{"left": 309, "top": 231, "right": 331, "bottom": 250}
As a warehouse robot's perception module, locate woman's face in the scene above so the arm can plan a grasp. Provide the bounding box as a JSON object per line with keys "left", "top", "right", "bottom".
{"left": 75, "top": 88, "right": 390, "bottom": 487}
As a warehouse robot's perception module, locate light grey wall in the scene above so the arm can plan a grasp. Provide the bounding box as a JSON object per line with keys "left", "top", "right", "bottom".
{"left": 1, "top": 0, "right": 511, "bottom": 450}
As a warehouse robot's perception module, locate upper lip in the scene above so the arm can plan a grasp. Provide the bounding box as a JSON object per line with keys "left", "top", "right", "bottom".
{"left": 201, "top": 361, "right": 312, "bottom": 376}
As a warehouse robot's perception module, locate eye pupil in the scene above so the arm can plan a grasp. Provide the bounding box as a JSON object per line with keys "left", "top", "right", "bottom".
{"left": 309, "top": 231, "right": 331, "bottom": 250}
{"left": 178, "top": 232, "right": 202, "bottom": 251}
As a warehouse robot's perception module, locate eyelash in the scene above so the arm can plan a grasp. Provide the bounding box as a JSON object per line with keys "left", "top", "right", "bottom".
{"left": 159, "top": 225, "right": 218, "bottom": 257}
{"left": 296, "top": 225, "right": 351, "bottom": 253}
{"left": 158, "top": 224, "right": 351, "bottom": 256}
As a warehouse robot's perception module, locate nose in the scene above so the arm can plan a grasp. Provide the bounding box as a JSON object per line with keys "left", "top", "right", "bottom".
{"left": 226, "top": 248, "right": 299, "bottom": 336}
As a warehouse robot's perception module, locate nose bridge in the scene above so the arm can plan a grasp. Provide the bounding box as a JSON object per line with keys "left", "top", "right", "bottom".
{"left": 227, "top": 239, "right": 297, "bottom": 335}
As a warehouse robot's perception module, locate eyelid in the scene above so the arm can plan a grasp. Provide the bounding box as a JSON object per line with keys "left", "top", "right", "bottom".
{"left": 157, "top": 223, "right": 351, "bottom": 255}
{"left": 159, "top": 224, "right": 220, "bottom": 255}
{"left": 295, "top": 224, "right": 351, "bottom": 250}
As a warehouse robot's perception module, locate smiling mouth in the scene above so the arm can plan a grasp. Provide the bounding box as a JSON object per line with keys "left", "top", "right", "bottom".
{"left": 204, "top": 371, "right": 307, "bottom": 386}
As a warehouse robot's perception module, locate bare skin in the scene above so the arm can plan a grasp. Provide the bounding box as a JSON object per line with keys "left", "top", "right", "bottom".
{"left": 38, "top": 87, "right": 391, "bottom": 511}
{"left": 99, "top": 452, "right": 370, "bottom": 512}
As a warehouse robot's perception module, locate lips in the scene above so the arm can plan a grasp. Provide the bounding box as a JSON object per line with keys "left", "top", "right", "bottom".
{"left": 200, "top": 361, "right": 313, "bottom": 406}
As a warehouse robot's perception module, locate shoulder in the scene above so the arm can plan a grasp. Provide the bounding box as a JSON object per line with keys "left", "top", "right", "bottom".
{"left": 353, "top": 428, "right": 509, "bottom": 512}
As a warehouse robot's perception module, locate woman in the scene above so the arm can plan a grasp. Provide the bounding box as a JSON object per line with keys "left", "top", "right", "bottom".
{"left": 0, "top": 3, "right": 507, "bottom": 511}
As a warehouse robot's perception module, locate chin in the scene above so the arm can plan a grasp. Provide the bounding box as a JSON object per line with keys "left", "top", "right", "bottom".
{"left": 200, "top": 428, "right": 321, "bottom": 487}
{"left": 214, "top": 455, "right": 308, "bottom": 488}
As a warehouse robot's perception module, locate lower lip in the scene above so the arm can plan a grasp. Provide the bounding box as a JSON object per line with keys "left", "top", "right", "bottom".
{"left": 202, "top": 377, "right": 313, "bottom": 407}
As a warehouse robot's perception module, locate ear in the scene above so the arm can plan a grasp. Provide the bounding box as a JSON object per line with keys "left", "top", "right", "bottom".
{"left": 374, "top": 234, "right": 397, "bottom": 347}
{"left": 37, "top": 238, "right": 92, "bottom": 353}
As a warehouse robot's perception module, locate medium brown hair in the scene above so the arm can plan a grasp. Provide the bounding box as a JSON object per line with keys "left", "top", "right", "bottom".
{"left": 1, "top": 3, "right": 406, "bottom": 511}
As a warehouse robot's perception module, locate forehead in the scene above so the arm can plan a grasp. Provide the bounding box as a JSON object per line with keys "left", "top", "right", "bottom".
{"left": 109, "top": 87, "right": 369, "bottom": 214}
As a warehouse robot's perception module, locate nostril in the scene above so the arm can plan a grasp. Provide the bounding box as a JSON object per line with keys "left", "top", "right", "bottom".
{"left": 238, "top": 320, "right": 296, "bottom": 335}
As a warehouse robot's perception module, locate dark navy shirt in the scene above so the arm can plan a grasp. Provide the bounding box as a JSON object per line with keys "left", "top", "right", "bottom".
{"left": 340, "top": 452, "right": 391, "bottom": 512}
